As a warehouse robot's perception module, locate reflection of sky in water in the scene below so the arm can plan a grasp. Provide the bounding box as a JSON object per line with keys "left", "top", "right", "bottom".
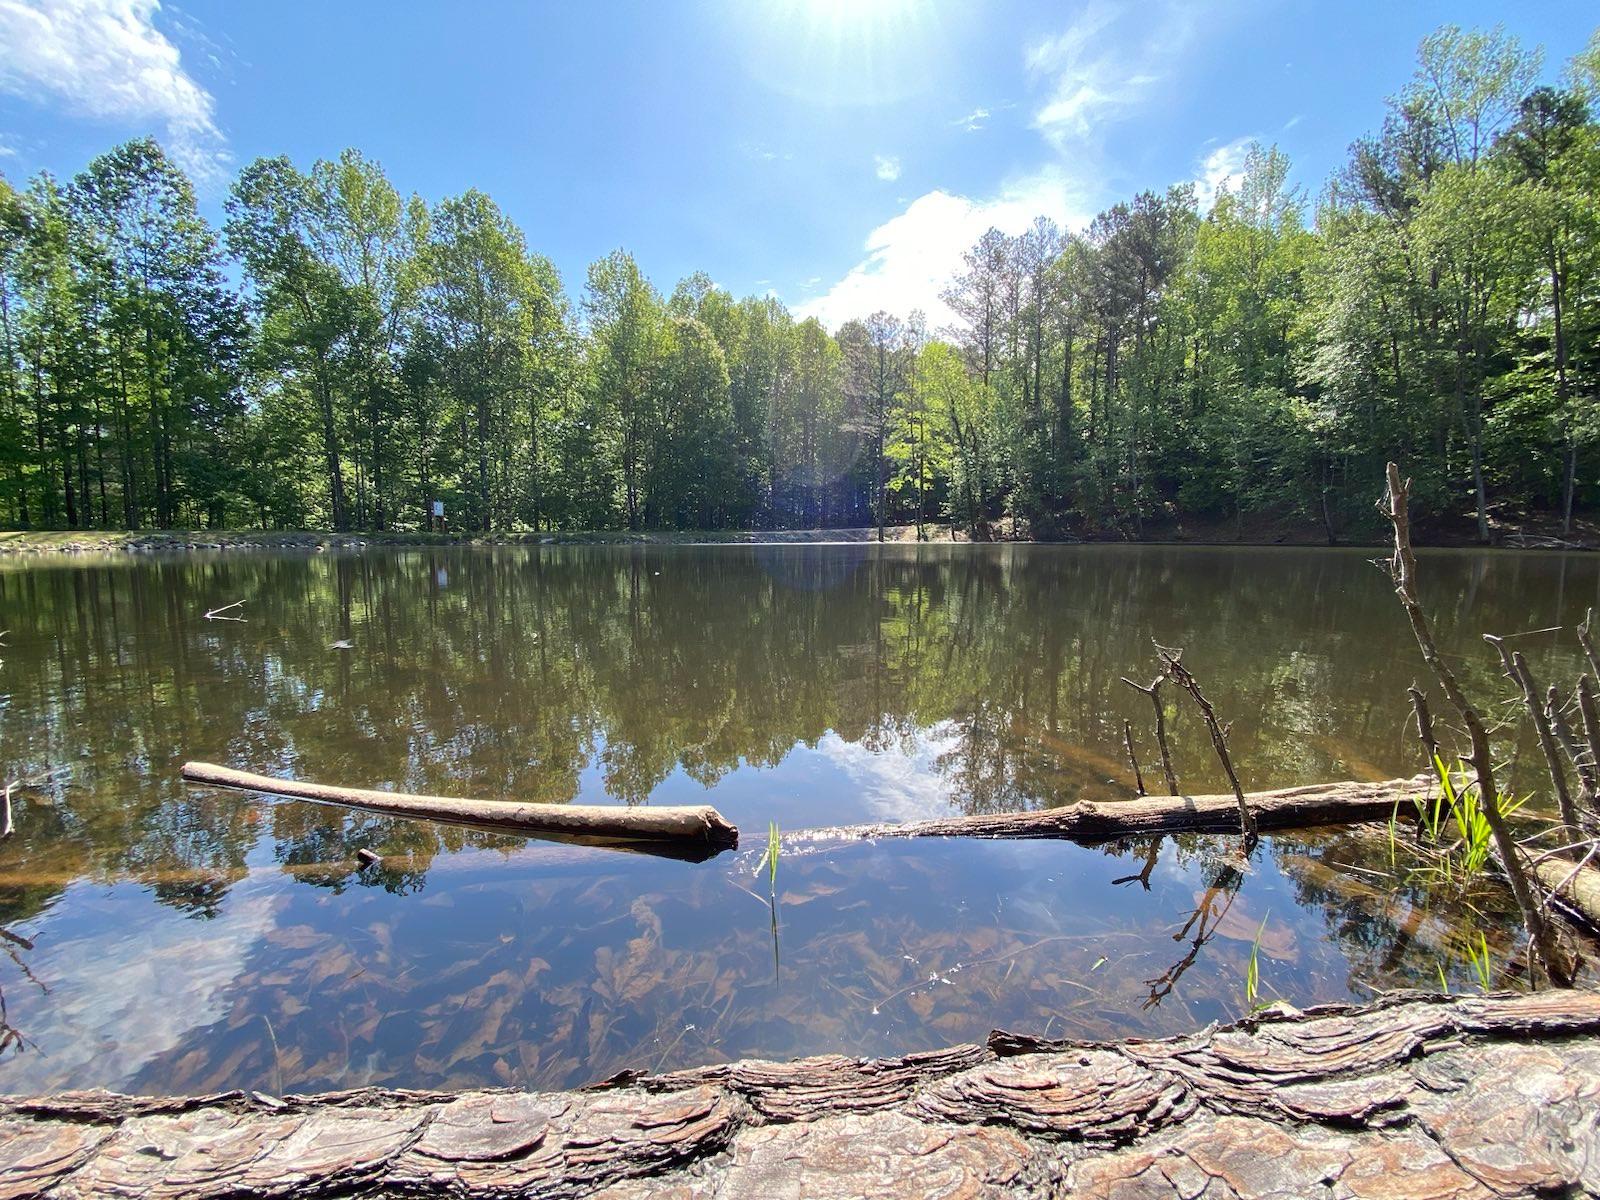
{"left": 6, "top": 873, "right": 279, "bottom": 1088}
{"left": 0, "top": 826, "right": 1531, "bottom": 1096}
{"left": 0, "top": 545, "right": 1591, "bottom": 1095}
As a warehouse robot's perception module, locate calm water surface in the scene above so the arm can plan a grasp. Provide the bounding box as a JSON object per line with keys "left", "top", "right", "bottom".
{"left": 0, "top": 544, "right": 1595, "bottom": 1096}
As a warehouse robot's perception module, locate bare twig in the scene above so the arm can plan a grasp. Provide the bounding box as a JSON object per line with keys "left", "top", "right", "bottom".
{"left": 1, "top": 783, "right": 10, "bottom": 840}
{"left": 1380, "top": 463, "right": 1569, "bottom": 982}
{"left": 1579, "top": 609, "right": 1600, "bottom": 680}
{"left": 1547, "top": 686, "right": 1598, "bottom": 822}
{"left": 1485, "top": 638, "right": 1580, "bottom": 840}
{"left": 1153, "top": 645, "right": 1256, "bottom": 846}
{"left": 1408, "top": 685, "right": 1440, "bottom": 764}
{"left": 204, "top": 600, "right": 247, "bottom": 622}
{"left": 1577, "top": 677, "right": 1600, "bottom": 816}
{"left": 1120, "top": 676, "right": 1179, "bottom": 795}
{"left": 1122, "top": 720, "right": 1146, "bottom": 796}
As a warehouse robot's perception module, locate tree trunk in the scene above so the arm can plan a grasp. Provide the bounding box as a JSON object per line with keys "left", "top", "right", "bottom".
{"left": 6, "top": 992, "right": 1599, "bottom": 1199}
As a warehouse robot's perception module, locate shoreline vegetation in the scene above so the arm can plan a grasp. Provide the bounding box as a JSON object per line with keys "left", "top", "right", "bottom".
{"left": 3, "top": 511, "right": 1596, "bottom": 556}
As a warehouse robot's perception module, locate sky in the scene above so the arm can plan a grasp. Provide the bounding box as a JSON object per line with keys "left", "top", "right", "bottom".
{"left": 0, "top": 0, "right": 1594, "bottom": 330}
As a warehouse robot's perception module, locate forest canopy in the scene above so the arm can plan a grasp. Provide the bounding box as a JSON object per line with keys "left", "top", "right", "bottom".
{"left": 1, "top": 25, "right": 1597, "bottom": 540}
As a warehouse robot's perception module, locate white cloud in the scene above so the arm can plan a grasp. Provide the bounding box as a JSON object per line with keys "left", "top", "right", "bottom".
{"left": 0, "top": 136, "right": 16, "bottom": 159}
{"left": 953, "top": 106, "right": 990, "bottom": 132}
{"left": 874, "top": 153, "right": 901, "bottom": 182}
{"left": 796, "top": 2, "right": 1206, "bottom": 332}
{"left": 794, "top": 167, "right": 1092, "bottom": 331}
{"left": 0, "top": 0, "right": 227, "bottom": 180}
{"left": 1025, "top": 2, "right": 1197, "bottom": 150}
{"left": 1194, "top": 136, "right": 1254, "bottom": 214}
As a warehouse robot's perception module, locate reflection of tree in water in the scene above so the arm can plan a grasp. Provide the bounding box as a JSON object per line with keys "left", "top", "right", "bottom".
{"left": 0, "top": 546, "right": 1595, "bottom": 914}
{"left": 0, "top": 925, "right": 42, "bottom": 1058}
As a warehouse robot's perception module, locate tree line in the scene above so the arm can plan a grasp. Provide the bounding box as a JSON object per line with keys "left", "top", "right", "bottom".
{"left": 0, "top": 25, "right": 1596, "bottom": 539}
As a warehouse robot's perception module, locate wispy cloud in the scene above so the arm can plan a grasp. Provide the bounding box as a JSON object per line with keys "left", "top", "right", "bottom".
{"left": 953, "top": 105, "right": 990, "bottom": 132}
{"left": 874, "top": 153, "right": 901, "bottom": 182}
{"left": 742, "top": 142, "right": 792, "bottom": 164}
{"left": 1025, "top": 1, "right": 1198, "bottom": 149}
{"left": 795, "top": 166, "right": 1092, "bottom": 331}
{"left": 799, "top": 1, "right": 1211, "bottom": 331}
{"left": 1194, "top": 135, "right": 1254, "bottom": 213}
{"left": 0, "top": 0, "right": 227, "bottom": 181}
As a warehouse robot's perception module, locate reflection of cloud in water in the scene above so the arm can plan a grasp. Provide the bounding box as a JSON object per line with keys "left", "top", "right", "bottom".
{"left": 814, "top": 722, "right": 963, "bottom": 824}
{"left": 0, "top": 874, "right": 279, "bottom": 1093}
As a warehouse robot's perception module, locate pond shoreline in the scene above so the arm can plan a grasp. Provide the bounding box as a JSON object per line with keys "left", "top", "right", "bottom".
{"left": 1, "top": 519, "right": 1594, "bottom": 556}
{"left": 5, "top": 990, "right": 1598, "bottom": 1198}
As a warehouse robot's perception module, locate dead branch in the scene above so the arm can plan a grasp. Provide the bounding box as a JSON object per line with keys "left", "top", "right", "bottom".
{"left": 1120, "top": 675, "right": 1179, "bottom": 795}
{"left": 1580, "top": 608, "right": 1600, "bottom": 679}
{"left": 793, "top": 774, "right": 1435, "bottom": 846}
{"left": 1121, "top": 720, "right": 1146, "bottom": 796}
{"left": 1547, "top": 685, "right": 1598, "bottom": 823}
{"left": 181, "top": 762, "right": 738, "bottom": 862}
{"left": 1153, "top": 645, "right": 1256, "bottom": 846}
{"left": 1407, "top": 685, "right": 1440, "bottom": 764}
{"left": 1380, "top": 463, "right": 1569, "bottom": 982}
{"left": 1484, "top": 637, "right": 1580, "bottom": 840}
{"left": 203, "top": 600, "right": 246, "bottom": 622}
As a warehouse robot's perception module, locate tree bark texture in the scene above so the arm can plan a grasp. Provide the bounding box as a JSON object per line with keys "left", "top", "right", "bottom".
{"left": 4, "top": 991, "right": 1600, "bottom": 1198}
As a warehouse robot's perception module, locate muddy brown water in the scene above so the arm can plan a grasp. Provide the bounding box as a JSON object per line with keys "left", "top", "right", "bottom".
{"left": 0, "top": 543, "right": 1594, "bottom": 1095}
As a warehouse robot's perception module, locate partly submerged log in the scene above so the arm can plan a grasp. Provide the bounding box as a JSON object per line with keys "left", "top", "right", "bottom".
{"left": 793, "top": 773, "right": 1440, "bottom": 846}
{"left": 5, "top": 990, "right": 1600, "bottom": 1198}
{"left": 181, "top": 762, "right": 739, "bottom": 863}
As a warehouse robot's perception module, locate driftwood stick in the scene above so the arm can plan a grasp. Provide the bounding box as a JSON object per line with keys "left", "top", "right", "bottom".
{"left": 1407, "top": 685, "right": 1440, "bottom": 764}
{"left": 1154, "top": 646, "right": 1257, "bottom": 845}
{"left": 791, "top": 774, "right": 1436, "bottom": 846}
{"left": 1121, "top": 720, "right": 1146, "bottom": 796}
{"left": 181, "top": 762, "right": 739, "bottom": 862}
{"left": 1380, "top": 463, "right": 1567, "bottom": 981}
{"left": 1580, "top": 608, "right": 1600, "bottom": 679}
{"left": 1120, "top": 675, "right": 1178, "bottom": 795}
{"left": 0, "top": 783, "right": 11, "bottom": 840}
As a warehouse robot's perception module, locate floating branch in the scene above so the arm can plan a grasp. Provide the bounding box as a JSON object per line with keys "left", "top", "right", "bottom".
{"left": 203, "top": 600, "right": 246, "bottom": 622}
{"left": 180, "top": 762, "right": 738, "bottom": 862}
{"left": 791, "top": 773, "right": 1437, "bottom": 846}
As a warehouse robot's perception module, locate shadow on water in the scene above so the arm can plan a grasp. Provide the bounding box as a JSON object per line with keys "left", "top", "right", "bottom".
{"left": 0, "top": 544, "right": 1593, "bottom": 1094}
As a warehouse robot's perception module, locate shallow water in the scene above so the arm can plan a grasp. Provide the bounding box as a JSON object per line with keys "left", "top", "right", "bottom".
{"left": 0, "top": 543, "right": 1594, "bottom": 1095}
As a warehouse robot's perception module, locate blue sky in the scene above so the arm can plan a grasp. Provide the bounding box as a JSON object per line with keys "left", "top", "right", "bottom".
{"left": 0, "top": 1, "right": 1594, "bottom": 328}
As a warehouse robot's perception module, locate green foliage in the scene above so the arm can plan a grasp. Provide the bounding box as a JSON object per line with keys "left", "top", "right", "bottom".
{"left": 0, "top": 25, "right": 1596, "bottom": 535}
{"left": 1410, "top": 755, "right": 1528, "bottom": 885}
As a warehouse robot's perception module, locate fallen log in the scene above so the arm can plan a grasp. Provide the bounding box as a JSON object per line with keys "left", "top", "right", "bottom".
{"left": 5, "top": 990, "right": 1600, "bottom": 1198}
{"left": 791, "top": 773, "right": 1439, "bottom": 845}
{"left": 180, "top": 762, "right": 739, "bottom": 863}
